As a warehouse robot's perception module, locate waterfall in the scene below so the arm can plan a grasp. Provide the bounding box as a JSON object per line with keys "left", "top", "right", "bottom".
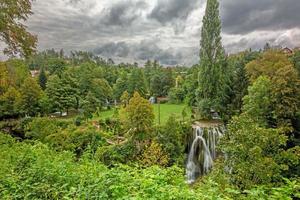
{"left": 186, "top": 124, "right": 224, "bottom": 184}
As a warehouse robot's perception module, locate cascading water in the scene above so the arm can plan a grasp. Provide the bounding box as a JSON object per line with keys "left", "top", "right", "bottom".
{"left": 186, "top": 124, "right": 224, "bottom": 184}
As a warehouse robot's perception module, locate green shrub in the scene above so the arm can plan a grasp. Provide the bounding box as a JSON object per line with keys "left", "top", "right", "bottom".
{"left": 45, "top": 125, "right": 104, "bottom": 156}
{"left": 98, "top": 118, "right": 122, "bottom": 134}
{"left": 155, "top": 116, "right": 188, "bottom": 166}
{"left": 168, "top": 87, "right": 185, "bottom": 104}
{"left": 139, "top": 140, "right": 170, "bottom": 167}
{"left": 96, "top": 141, "right": 136, "bottom": 166}
{"left": 196, "top": 98, "right": 212, "bottom": 119}
{"left": 25, "top": 117, "right": 70, "bottom": 141}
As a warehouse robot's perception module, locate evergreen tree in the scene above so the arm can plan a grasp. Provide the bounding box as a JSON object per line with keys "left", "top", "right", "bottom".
{"left": 197, "top": 0, "right": 227, "bottom": 117}
{"left": 38, "top": 67, "right": 47, "bottom": 90}
{"left": 226, "top": 50, "right": 260, "bottom": 117}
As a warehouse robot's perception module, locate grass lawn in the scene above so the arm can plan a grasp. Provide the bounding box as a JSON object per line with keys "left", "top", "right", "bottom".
{"left": 96, "top": 104, "right": 191, "bottom": 125}
{"left": 153, "top": 104, "right": 191, "bottom": 125}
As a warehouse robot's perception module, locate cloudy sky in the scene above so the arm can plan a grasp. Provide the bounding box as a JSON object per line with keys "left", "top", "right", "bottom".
{"left": 11, "top": 0, "right": 300, "bottom": 65}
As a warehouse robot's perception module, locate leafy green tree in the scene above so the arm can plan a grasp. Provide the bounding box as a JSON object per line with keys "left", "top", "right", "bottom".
{"left": 46, "top": 73, "right": 79, "bottom": 115}
{"left": 0, "top": 59, "right": 32, "bottom": 116}
{"left": 150, "top": 70, "right": 174, "bottom": 97}
{"left": 0, "top": 86, "right": 22, "bottom": 118}
{"left": 38, "top": 67, "right": 47, "bottom": 90}
{"left": 127, "top": 69, "right": 147, "bottom": 97}
{"left": 20, "top": 77, "right": 42, "bottom": 116}
{"left": 242, "top": 76, "right": 272, "bottom": 127}
{"left": 246, "top": 50, "right": 300, "bottom": 124}
{"left": 149, "top": 74, "right": 162, "bottom": 96}
{"left": 91, "top": 78, "right": 112, "bottom": 106}
{"left": 0, "top": 62, "right": 10, "bottom": 94}
{"left": 47, "top": 58, "right": 66, "bottom": 76}
{"left": 74, "top": 63, "right": 103, "bottom": 95}
{"left": 0, "top": 0, "right": 37, "bottom": 57}
{"left": 113, "top": 71, "right": 129, "bottom": 100}
{"left": 271, "top": 65, "right": 300, "bottom": 122}
{"left": 5, "top": 59, "right": 30, "bottom": 88}
{"left": 221, "top": 115, "right": 291, "bottom": 189}
{"left": 81, "top": 92, "right": 101, "bottom": 119}
{"left": 291, "top": 50, "right": 300, "bottom": 77}
{"left": 197, "top": 0, "right": 228, "bottom": 116}
{"left": 168, "top": 87, "right": 185, "bottom": 104}
{"left": 119, "top": 92, "right": 154, "bottom": 138}
{"left": 182, "top": 65, "right": 199, "bottom": 106}
{"left": 38, "top": 92, "right": 52, "bottom": 115}
{"left": 246, "top": 50, "right": 291, "bottom": 82}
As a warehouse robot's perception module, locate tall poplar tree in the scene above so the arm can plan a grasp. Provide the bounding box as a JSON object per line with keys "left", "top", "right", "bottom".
{"left": 197, "top": 0, "right": 227, "bottom": 117}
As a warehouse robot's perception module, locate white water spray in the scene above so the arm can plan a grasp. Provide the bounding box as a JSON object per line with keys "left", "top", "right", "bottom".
{"left": 186, "top": 125, "right": 224, "bottom": 184}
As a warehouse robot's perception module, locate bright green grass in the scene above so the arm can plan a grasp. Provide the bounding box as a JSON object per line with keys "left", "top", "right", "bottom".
{"left": 97, "top": 104, "right": 191, "bottom": 125}
{"left": 153, "top": 104, "right": 191, "bottom": 124}
{"left": 98, "top": 109, "right": 115, "bottom": 119}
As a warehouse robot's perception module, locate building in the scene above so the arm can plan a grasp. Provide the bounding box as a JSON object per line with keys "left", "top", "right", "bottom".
{"left": 282, "top": 47, "right": 293, "bottom": 55}
{"left": 30, "top": 70, "right": 39, "bottom": 77}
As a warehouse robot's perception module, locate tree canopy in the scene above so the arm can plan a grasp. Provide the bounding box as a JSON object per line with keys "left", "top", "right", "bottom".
{"left": 0, "top": 0, "right": 37, "bottom": 57}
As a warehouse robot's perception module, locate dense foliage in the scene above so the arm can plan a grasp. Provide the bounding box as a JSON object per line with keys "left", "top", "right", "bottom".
{"left": 222, "top": 115, "right": 299, "bottom": 189}
{"left": 1, "top": 133, "right": 299, "bottom": 199}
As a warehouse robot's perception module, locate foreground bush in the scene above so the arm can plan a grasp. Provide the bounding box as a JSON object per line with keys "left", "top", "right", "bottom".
{"left": 0, "top": 134, "right": 196, "bottom": 199}
{"left": 0, "top": 134, "right": 299, "bottom": 199}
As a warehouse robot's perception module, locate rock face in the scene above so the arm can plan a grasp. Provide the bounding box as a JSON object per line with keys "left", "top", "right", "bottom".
{"left": 186, "top": 121, "right": 225, "bottom": 184}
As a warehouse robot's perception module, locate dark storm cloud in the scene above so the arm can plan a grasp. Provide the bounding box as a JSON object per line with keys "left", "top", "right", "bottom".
{"left": 68, "top": 0, "right": 81, "bottom": 4}
{"left": 26, "top": 0, "right": 155, "bottom": 52}
{"left": 148, "top": 0, "right": 203, "bottom": 33}
{"left": 94, "top": 42, "right": 130, "bottom": 57}
{"left": 102, "top": 1, "right": 148, "bottom": 26}
{"left": 221, "top": 0, "right": 300, "bottom": 34}
{"left": 93, "top": 40, "right": 184, "bottom": 65}
{"left": 149, "top": 0, "right": 201, "bottom": 24}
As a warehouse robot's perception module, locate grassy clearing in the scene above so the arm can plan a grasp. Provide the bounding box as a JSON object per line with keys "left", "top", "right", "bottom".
{"left": 153, "top": 104, "right": 191, "bottom": 125}
{"left": 96, "top": 104, "right": 191, "bottom": 125}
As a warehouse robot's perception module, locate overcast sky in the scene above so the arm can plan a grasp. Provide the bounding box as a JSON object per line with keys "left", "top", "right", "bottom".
{"left": 6, "top": 0, "right": 300, "bottom": 65}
